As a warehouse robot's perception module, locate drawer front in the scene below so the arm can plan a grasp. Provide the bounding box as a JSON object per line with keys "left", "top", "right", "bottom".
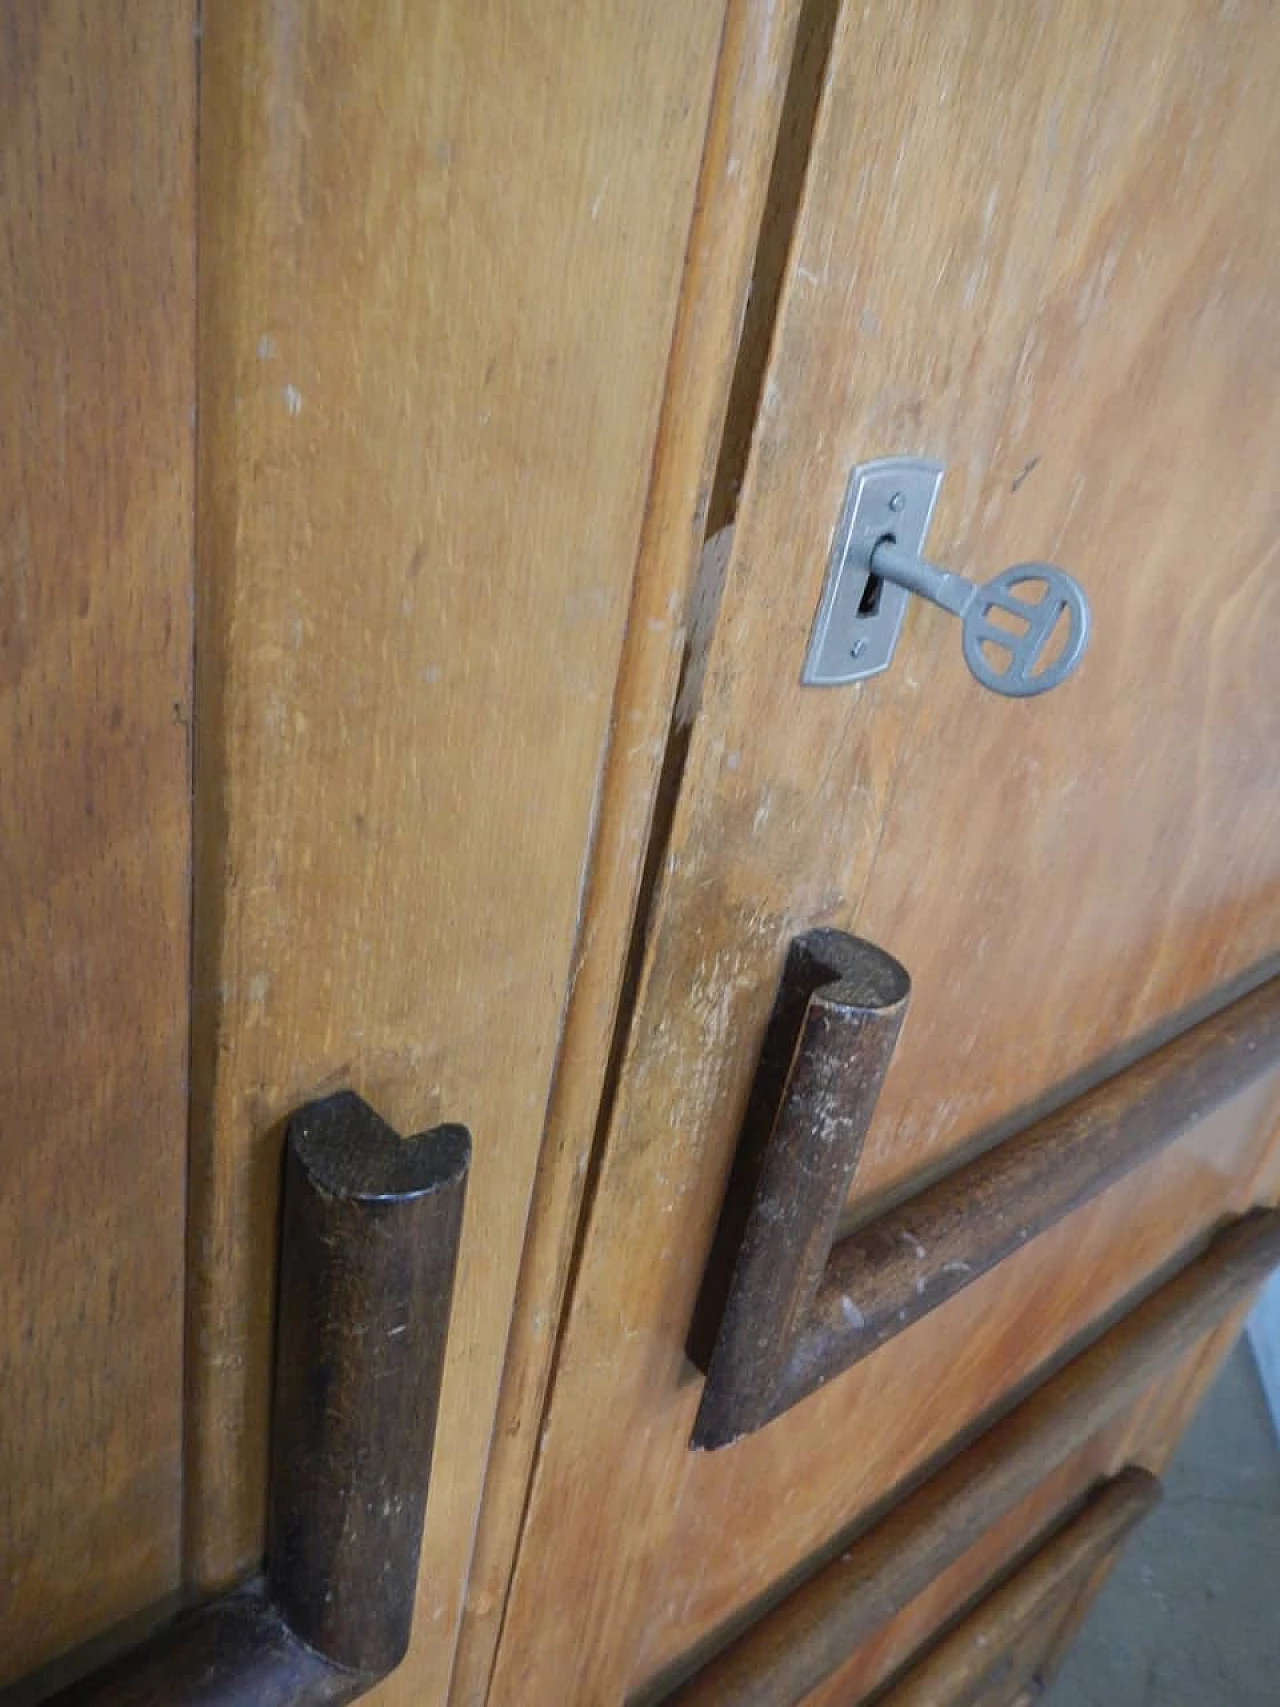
{"left": 865, "top": 1471, "right": 1158, "bottom": 1707}
{"left": 662, "top": 1215, "right": 1275, "bottom": 1704}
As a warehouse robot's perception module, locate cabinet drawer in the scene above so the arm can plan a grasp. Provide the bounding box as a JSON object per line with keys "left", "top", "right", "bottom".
{"left": 658, "top": 1211, "right": 1280, "bottom": 1705}
{"left": 864, "top": 1470, "right": 1157, "bottom": 1707}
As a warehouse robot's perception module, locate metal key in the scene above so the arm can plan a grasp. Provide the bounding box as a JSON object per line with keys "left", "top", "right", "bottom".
{"left": 869, "top": 539, "right": 1091, "bottom": 698}
{"left": 801, "top": 458, "right": 1092, "bottom": 699}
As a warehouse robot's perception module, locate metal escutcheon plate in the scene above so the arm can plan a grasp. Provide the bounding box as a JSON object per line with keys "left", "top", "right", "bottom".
{"left": 801, "top": 457, "right": 943, "bottom": 686}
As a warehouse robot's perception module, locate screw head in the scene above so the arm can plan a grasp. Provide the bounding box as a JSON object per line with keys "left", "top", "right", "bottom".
{"left": 888, "top": 491, "right": 906, "bottom": 513}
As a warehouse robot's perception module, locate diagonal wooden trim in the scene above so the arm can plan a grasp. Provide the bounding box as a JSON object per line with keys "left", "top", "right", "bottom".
{"left": 870, "top": 1467, "right": 1160, "bottom": 1707}
{"left": 36, "top": 1095, "right": 469, "bottom": 1705}
{"left": 666, "top": 1208, "right": 1280, "bottom": 1704}
{"left": 690, "top": 934, "right": 1280, "bottom": 1447}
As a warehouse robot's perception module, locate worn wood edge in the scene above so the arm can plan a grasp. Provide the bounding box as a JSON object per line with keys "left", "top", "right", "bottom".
{"left": 447, "top": 5, "right": 805, "bottom": 1701}
{"left": 657, "top": 1210, "right": 1280, "bottom": 1705}
{"left": 868, "top": 1469, "right": 1160, "bottom": 1707}
{"left": 183, "top": 0, "right": 254, "bottom": 1589}
{"left": 769, "top": 968, "right": 1280, "bottom": 1424}
{"left": 690, "top": 932, "right": 911, "bottom": 1449}
{"left": 31, "top": 1097, "right": 469, "bottom": 1706}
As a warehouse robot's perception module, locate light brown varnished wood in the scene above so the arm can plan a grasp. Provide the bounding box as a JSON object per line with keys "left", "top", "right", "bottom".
{"left": 188, "top": 6, "right": 728, "bottom": 1703}
{"left": 448, "top": 6, "right": 804, "bottom": 1695}
{"left": 869, "top": 1471, "right": 1159, "bottom": 1707}
{"left": 798, "top": 1302, "right": 1255, "bottom": 1707}
{"left": 494, "top": 6, "right": 1280, "bottom": 1698}
{"left": 661, "top": 1212, "right": 1280, "bottom": 1705}
{"left": 0, "top": 4, "right": 195, "bottom": 1683}
{"left": 793, "top": 1444, "right": 1125, "bottom": 1707}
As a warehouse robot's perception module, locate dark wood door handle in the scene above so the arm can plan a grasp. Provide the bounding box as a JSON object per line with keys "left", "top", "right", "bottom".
{"left": 690, "top": 929, "right": 1280, "bottom": 1449}
{"left": 35, "top": 1092, "right": 470, "bottom": 1705}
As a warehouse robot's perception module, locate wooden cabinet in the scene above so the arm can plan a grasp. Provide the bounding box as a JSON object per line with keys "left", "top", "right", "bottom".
{"left": 3, "top": 4, "right": 1279, "bottom": 1704}
{"left": 485, "top": 2, "right": 1280, "bottom": 1701}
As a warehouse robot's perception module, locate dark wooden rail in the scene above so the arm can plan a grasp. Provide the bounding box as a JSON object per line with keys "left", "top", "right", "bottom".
{"left": 690, "top": 930, "right": 1280, "bottom": 1447}
{"left": 666, "top": 1208, "right": 1280, "bottom": 1704}
{"left": 36, "top": 1092, "right": 470, "bottom": 1706}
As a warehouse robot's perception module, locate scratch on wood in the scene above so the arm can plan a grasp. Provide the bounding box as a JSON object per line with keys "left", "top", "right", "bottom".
{"left": 1011, "top": 455, "right": 1041, "bottom": 492}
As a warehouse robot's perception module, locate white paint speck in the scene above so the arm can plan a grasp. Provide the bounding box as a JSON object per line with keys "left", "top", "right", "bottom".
{"left": 257, "top": 334, "right": 276, "bottom": 361}
{"left": 284, "top": 384, "right": 303, "bottom": 416}
{"left": 840, "top": 1295, "right": 865, "bottom": 1331}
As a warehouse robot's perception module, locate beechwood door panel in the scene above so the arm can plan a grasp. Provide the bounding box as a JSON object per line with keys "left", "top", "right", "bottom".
{"left": 188, "top": 6, "right": 728, "bottom": 1707}
{"left": 2, "top": 3, "right": 732, "bottom": 1701}
{"left": 492, "top": 4, "right": 1280, "bottom": 1702}
{"left": 0, "top": 6, "right": 196, "bottom": 1684}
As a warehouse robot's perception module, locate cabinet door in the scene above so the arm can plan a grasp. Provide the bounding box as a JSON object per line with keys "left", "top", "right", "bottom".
{"left": 2, "top": 4, "right": 732, "bottom": 1701}
{"left": 491, "top": 4, "right": 1280, "bottom": 1702}
{"left": 0, "top": 7, "right": 195, "bottom": 1684}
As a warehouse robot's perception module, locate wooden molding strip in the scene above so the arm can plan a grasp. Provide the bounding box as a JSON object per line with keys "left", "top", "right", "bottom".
{"left": 691, "top": 931, "right": 1280, "bottom": 1447}
{"left": 871, "top": 1467, "right": 1160, "bottom": 1706}
{"left": 38, "top": 1095, "right": 469, "bottom": 1705}
{"left": 666, "top": 1208, "right": 1280, "bottom": 1704}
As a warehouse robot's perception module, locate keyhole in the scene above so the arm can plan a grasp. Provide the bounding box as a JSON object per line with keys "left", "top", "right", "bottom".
{"left": 857, "top": 532, "right": 895, "bottom": 618}
{"left": 857, "top": 572, "right": 883, "bottom": 617}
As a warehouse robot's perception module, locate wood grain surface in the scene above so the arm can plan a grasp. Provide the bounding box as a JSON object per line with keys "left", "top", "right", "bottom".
{"left": 447, "top": 5, "right": 803, "bottom": 1695}
{"left": 792, "top": 1446, "right": 1125, "bottom": 1707}
{"left": 0, "top": 4, "right": 195, "bottom": 1683}
{"left": 868, "top": 1470, "right": 1160, "bottom": 1707}
{"left": 492, "top": 5, "right": 1280, "bottom": 1699}
{"left": 798, "top": 1302, "right": 1251, "bottom": 1707}
{"left": 661, "top": 1212, "right": 1280, "bottom": 1705}
{"left": 188, "top": 7, "right": 727, "bottom": 1704}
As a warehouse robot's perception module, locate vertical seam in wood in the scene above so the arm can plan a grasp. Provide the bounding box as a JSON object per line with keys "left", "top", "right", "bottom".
{"left": 460, "top": 5, "right": 809, "bottom": 1699}
{"left": 178, "top": 0, "right": 205, "bottom": 1592}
